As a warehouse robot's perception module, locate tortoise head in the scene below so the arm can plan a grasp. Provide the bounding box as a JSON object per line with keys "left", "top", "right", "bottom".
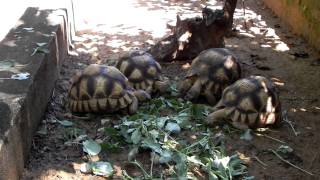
{"left": 154, "top": 77, "right": 170, "bottom": 94}
{"left": 178, "top": 74, "right": 198, "bottom": 95}
{"left": 132, "top": 89, "right": 151, "bottom": 102}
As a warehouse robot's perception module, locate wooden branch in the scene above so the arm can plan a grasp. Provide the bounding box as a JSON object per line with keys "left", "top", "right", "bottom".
{"left": 148, "top": 0, "right": 238, "bottom": 62}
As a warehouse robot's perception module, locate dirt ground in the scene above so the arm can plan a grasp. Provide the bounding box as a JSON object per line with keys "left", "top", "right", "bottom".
{"left": 22, "top": 0, "right": 320, "bottom": 179}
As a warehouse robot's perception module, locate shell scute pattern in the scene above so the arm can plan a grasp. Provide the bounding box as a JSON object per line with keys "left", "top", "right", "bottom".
{"left": 116, "top": 50, "right": 169, "bottom": 94}
{"left": 180, "top": 48, "right": 241, "bottom": 105}
{"left": 68, "top": 64, "right": 136, "bottom": 113}
{"left": 207, "top": 76, "right": 282, "bottom": 129}
{"left": 189, "top": 48, "right": 241, "bottom": 83}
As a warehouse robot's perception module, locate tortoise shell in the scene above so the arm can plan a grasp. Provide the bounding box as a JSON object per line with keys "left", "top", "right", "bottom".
{"left": 116, "top": 50, "right": 163, "bottom": 92}
{"left": 68, "top": 64, "right": 135, "bottom": 113}
{"left": 188, "top": 48, "right": 241, "bottom": 87}
{"left": 180, "top": 48, "right": 241, "bottom": 104}
{"left": 207, "top": 76, "right": 282, "bottom": 129}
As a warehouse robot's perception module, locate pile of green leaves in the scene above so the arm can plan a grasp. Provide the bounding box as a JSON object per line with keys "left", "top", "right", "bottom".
{"left": 57, "top": 96, "right": 250, "bottom": 179}
{"left": 112, "top": 97, "right": 249, "bottom": 179}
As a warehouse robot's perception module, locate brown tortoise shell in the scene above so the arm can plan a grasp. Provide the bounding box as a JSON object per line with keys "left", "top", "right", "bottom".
{"left": 210, "top": 76, "right": 282, "bottom": 128}
{"left": 116, "top": 50, "right": 163, "bottom": 91}
{"left": 187, "top": 48, "right": 242, "bottom": 97}
{"left": 68, "top": 64, "right": 135, "bottom": 113}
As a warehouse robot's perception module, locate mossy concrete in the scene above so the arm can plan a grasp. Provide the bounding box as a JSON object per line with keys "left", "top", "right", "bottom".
{"left": 0, "top": 7, "right": 70, "bottom": 180}
{"left": 263, "top": 0, "right": 320, "bottom": 51}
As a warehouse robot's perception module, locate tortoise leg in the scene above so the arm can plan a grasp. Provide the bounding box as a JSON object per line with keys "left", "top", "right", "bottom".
{"left": 185, "top": 79, "right": 202, "bottom": 101}
{"left": 128, "top": 95, "right": 138, "bottom": 115}
{"left": 133, "top": 90, "right": 151, "bottom": 102}
{"left": 204, "top": 84, "right": 217, "bottom": 105}
{"left": 178, "top": 78, "right": 193, "bottom": 95}
{"left": 205, "top": 108, "right": 227, "bottom": 126}
{"left": 154, "top": 79, "right": 170, "bottom": 94}
{"left": 145, "top": 85, "right": 153, "bottom": 95}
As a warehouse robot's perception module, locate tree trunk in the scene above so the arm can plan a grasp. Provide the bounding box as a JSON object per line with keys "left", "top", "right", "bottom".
{"left": 148, "top": 0, "right": 238, "bottom": 62}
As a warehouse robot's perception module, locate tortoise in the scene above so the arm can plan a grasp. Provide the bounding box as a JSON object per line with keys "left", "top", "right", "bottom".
{"left": 116, "top": 50, "right": 169, "bottom": 95}
{"left": 179, "top": 48, "right": 241, "bottom": 105}
{"left": 206, "top": 76, "right": 282, "bottom": 129}
{"left": 68, "top": 64, "right": 150, "bottom": 114}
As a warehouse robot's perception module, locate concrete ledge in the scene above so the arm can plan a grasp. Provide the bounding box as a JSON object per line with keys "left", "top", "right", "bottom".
{"left": 0, "top": 7, "right": 69, "bottom": 179}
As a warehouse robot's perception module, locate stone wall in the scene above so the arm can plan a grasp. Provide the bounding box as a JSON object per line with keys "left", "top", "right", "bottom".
{"left": 263, "top": 0, "right": 320, "bottom": 51}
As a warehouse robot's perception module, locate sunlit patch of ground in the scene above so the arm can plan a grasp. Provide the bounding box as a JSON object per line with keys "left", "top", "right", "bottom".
{"left": 22, "top": 0, "right": 320, "bottom": 179}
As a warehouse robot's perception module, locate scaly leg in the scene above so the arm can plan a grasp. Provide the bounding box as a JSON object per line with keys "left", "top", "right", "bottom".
{"left": 133, "top": 90, "right": 151, "bottom": 102}
{"left": 205, "top": 108, "right": 227, "bottom": 126}
{"left": 204, "top": 83, "right": 217, "bottom": 105}
{"left": 185, "top": 79, "right": 202, "bottom": 101}
{"left": 128, "top": 95, "right": 138, "bottom": 115}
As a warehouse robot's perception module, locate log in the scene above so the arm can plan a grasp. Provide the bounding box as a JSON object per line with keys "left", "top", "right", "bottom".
{"left": 148, "top": 0, "right": 237, "bottom": 62}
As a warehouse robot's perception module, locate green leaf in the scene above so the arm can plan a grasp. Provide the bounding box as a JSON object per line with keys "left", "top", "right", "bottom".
{"left": 174, "top": 152, "right": 188, "bottom": 177}
{"left": 174, "top": 112, "right": 190, "bottom": 128}
{"left": 141, "top": 138, "right": 162, "bottom": 154}
{"left": 277, "top": 145, "right": 293, "bottom": 154}
{"left": 42, "top": 33, "right": 54, "bottom": 37}
{"left": 36, "top": 42, "right": 47, "bottom": 47}
{"left": 159, "top": 150, "right": 173, "bottom": 163}
{"left": 240, "top": 129, "right": 253, "bottom": 141}
{"left": 58, "top": 120, "right": 73, "bottom": 127}
{"left": 213, "top": 156, "right": 230, "bottom": 169}
{"left": 165, "top": 122, "right": 181, "bottom": 134}
{"left": 80, "top": 162, "right": 92, "bottom": 173}
{"left": 156, "top": 116, "right": 169, "bottom": 129}
{"left": 31, "top": 47, "right": 50, "bottom": 56}
{"left": 22, "top": 27, "right": 34, "bottom": 31}
{"left": 104, "top": 127, "right": 119, "bottom": 137}
{"left": 82, "top": 139, "right": 101, "bottom": 156}
{"left": 0, "top": 60, "right": 15, "bottom": 70}
{"left": 191, "top": 104, "right": 209, "bottom": 120}
{"left": 149, "top": 129, "right": 159, "bottom": 140}
{"left": 128, "top": 147, "right": 139, "bottom": 161}
{"left": 36, "top": 128, "right": 47, "bottom": 135}
{"left": 243, "top": 176, "right": 255, "bottom": 180}
{"left": 187, "top": 155, "right": 204, "bottom": 166}
{"left": 208, "top": 171, "right": 219, "bottom": 180}
{"left": 169, "top": 83, "right": 179, "bottom": 96}
{"left": 131, "top": 128, "right": 142, "bottom": 144}
{"left": 10, "top": 72, "right": 30, "bottom": 80}
{"left": 100, "top": 143, "right": 121, "bottom": 153}
{"left": 91, "top": 161, "right": 114, "bottom": 177}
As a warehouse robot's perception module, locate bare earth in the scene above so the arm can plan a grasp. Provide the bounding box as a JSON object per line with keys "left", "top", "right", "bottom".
{"left": 22, "top": 0, "right": 320, "bottom": 179}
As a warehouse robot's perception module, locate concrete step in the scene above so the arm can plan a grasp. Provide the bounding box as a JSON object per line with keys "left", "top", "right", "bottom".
{"left": 0, "top": 6, "right": 71, "bottom": 180}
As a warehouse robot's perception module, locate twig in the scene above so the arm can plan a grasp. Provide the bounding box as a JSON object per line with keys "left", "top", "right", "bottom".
{"left": 150, "top": 152, "right": 155, "bottom": 178}
{"left": 253, "top": 156, "right": 268, "bottom": 168}
{"left": 242, "top": 0, "right": 247, "bottom": 29}
{"left": 309, "top": 152, "right": 319, "bottom": 169}
{"left": 57, "top": 112, "right": 93, "bottom": 121}
{"left": 255, "top": 133, "right": 286, "bottom": 144}
{"left": 282, "top": 110, "right": 299, "bottom": 136}
{"left": 269, "top": 149, "right": 314, "bottom": 176}
{"left": 129, "top": 160, "right": 151, "bottom": 179}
